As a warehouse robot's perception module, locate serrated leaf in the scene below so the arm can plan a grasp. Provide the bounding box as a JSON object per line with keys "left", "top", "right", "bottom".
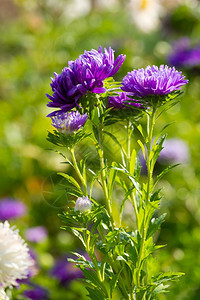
{"left": 153, "top": 272, "right": 184, "bottom": 285}
{"left": 150, "top": 134, "right": 166, "bottom": 168}
{"left": 147, "top": 213, "right": 167, "bottom": 239}
{"left": 86, "top": 287, "right": 106, "bottom": 300}
{"left": 82, "top": 269, "right": 104, "bottom": 292}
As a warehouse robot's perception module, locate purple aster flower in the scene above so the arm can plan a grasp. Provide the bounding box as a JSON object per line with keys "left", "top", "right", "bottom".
{"left": 168, "top": 38, "right": 200, "bottom": 69}
{"left": 46, "top": 46, "right": 126, "bottom": 116}
{"left": 0, "top": 198, "right": 27, "bottom": 221}
{"left": 51, "top": 256, "right": 83, "bottom": 286}
{"left": 121, "top": 65, "right": 188, "bottom": 99}
{"left": 108, "top": 92, "right": 143, "bottom": 109}
{"left": 23, "top": 284, "right": 49, "bottom": 300}
{"left": 25, "top": 226, "right": 47, "bottom": 243}
{"left": 50, "top": 111, "right": 87, "bottom": 134}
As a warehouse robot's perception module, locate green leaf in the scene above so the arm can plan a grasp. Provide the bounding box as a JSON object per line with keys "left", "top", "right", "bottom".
{"left": 108, "top": 162, "right": 118, "bottom": 199}
{"left": 47, "top": 130, "right": 90, "bottom": 148}
{"left": 138, "top": 139, "right": 146, "bottom": 161}
{"left": 82, "top": 268, "right": 104, "bottom": 292}
{"left": 89, "top": 166, "right": 107, "bottom": 198}
{"left": 147, "top": 213, "right": 167, "bottom": 239}
{"left": 150, "top": 189, "right": 162, "bottom": 202}
{"left": 86, "top": 287, "right": 106, "bottom": 300}
{"left": 64, "top": 187, "right": 83, "bottom": 198}
{"left": 150, "top": 134, "right": 166, "bottom": 168}
{"left": 120, "top": 186, "right": 134, "bottom": 224}
{"left": 137, "top": 123, "right": 145, "bottom": 138}
{"left": 110, "top": 267, "right": 124, "bottom": 297}
{"left": 58, "top": 173, "right": 82, "bottom": 191}
{"left": 154, "top": 164, "right": 180, "bottom": 186}
{"left": 130, "top": 149, "right": 136, "bottom": 175}
{"left": 104, "top": 130, "right": 126, "bottom": 165}
{"left": 153, "top": 272, "right": 185, "bottom": 284}
{"left": 61, "top": 226, "right": 86, "bottom": 247}
{"left": 113, "top": 166, "right": 142, "bottom": 195}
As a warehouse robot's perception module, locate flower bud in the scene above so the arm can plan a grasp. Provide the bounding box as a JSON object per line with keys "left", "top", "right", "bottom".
{"left": 74, "top": 196, "right": 92, "bottom": 213}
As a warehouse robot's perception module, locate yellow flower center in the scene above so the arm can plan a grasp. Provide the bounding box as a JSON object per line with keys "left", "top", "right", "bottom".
{"left": 141, "top": 0, "right": 149, "bottom": 9}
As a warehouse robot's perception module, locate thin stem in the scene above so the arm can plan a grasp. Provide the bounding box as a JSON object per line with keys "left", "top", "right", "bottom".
{"left": 136, "top": 107, "right": 157, "bottom": 292}
{"left": 126, "top": 120, "right": 139, "bottom": 227}
{"left": 70, "top": 148, "right": 87, "bottom": 195}
{"left": 97, "top": 125, "right": 115, "bottom": 228}
{"left": 126, "top": 120, "right": 132, "bottom": 167}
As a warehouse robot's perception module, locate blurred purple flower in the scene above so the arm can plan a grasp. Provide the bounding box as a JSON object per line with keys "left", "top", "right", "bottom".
{"left": 25, "top": 226, "right": 47, "bottom": 243}
{"left": 51, "top": 111, "right": 87, "bottom": 134}
{"left": 121, "top": 65, "right": 188, "bottom": 98}
{"left": 51, "top": 256, "right": 83, "bottom": 286}
{"left": 139, "top": 138, "right": 190, "bottom": 174}
{"left": 158, "top": 138, "right": 190, "bottom": 164}
{"left": 0, "top": 198, "right": 27, "bottom": 221}
{"left": 23, "top": 284, "right": 49, "bottom": 300}
{"left": 168, "top": 38, "right": 200, "bottom": 69}
{"left": 17, "top": 249, "right": 39, "bottom": 284}
{"left": 108, "top": 92, "right": 143, "bottom": 109}
{"left": 47, "top": 46, "right": 126, "bottom": 116}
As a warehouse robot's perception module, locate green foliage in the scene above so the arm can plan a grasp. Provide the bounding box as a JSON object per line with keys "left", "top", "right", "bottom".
{"left": 47, "top": 129, "right": 90, "bottom": 149}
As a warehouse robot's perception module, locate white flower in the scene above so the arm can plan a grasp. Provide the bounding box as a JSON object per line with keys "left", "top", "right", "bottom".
{"left": 0, "top": 221, "right": 33, "bottom": 288}
{"left": 74, "top": 196, "right": 92, "bottom": 213}
{"left": 128, "top": 0, "right": 164, "bottom": 33}
{"left": 0, "top": 288, "right": 9, "bottom": 300}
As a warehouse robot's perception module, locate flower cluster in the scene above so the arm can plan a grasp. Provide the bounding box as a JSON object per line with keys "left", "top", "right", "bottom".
{"left": 51, "top": 111, "right": 87, "bottom": 134}
{"left": 46, "top": 46, "right": 126, "bottom": 116}
{"left": 121, "top": 65, "right": 188, "bottom": 98}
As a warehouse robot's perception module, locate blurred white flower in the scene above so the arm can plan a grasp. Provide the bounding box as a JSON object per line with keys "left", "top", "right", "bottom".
{"left": 0, "top": 288, "right": 9, "bottom": 300}
{"left": 0, "top": 221, "right": 33, "bottom": 288}
{"left": 128, "top": 0, "right": 164, "bottom": 33}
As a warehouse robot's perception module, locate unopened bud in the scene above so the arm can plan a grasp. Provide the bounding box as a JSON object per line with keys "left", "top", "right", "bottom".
{"left": 74, "top": 196, "right": 92, "bottom": 213}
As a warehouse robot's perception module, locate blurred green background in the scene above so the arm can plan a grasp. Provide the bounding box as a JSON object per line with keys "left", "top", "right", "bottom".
{"left": 1, "top": 0, "right": 200, "bottom": 299}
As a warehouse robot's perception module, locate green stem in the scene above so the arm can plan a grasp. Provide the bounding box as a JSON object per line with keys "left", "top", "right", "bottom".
{"left": 70, "top": 148, "right": 87, "bottom": 195}
{"left": 97, "top": 125, "right": 115, "bottom": 228}
{"left": 126, "top": 120, "right": 139, "bottom": 227}
{"left": 136, "top": 107, "right": 157, "bottom": 291}
{"left": 126, "top": 120, "right": 132, "bottom": 167}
